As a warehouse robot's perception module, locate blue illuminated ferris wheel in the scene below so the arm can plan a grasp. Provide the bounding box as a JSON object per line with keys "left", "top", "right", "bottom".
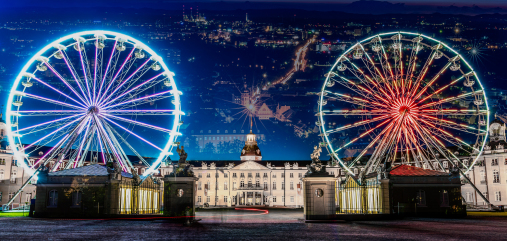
{"left": 6, "top": 30, "right": 184, "bottom": 180}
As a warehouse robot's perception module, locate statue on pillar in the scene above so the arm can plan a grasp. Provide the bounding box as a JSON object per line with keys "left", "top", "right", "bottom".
{"left": 168, "top": 145, "right": 193, "bottom": 177}
{"left": 305, "top": 145, "right": 329, "bottom": 177}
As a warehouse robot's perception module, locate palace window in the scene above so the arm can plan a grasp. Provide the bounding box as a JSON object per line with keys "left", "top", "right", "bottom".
{"left": 263, "top": 173, "right": 268, "bottom": 178}
{"left": 224, "top": 182, "right": 228, "bottom": 190}
{"left": 48, "top": 190, "right": 58, "bottom": 207}
{"left": 494, "top": 170, "right": 500, "bottom": 183}
{"left": 248, "top": 181, "right": 252, "bottom": 188}
{"left": 26, "top": 193, "right": 32, "bottom": 203}
{"left": 240, "top": 173, "right": 245, "bottom": 178}
{"left": 233, "top": 182, "right": 237, "bottom": 190}
{"left": 272, "top": 174, "right": 277, "bottom": 178}
{"left": 224, "top": 196, "right": 228, "bottom": 203}
{"left": 466, "top": 192, "right": 472, "bottom": 202}
{"left": 416, "top": 189, "right": 426, "bottom": 206}
{"left": 71, "top": 191, "right": 82, "bottom": 207}
{"left": 207, "top": 182, "right": 211, "bottom": 190}
{"left": 281, "top": 173, "right": 285, "bottom": 178}
{"left": 8, "top": 192, "right": 14, "bottom": 201}
{"left": 207, "top": 173, "right": 210, "bottom": 178}
{"left": 298, "top": 173, "right": 302, "bottom": 178}
{"left": 206, "top": 196, "right": 210, "bottom": 203}
{"left": 480, "top": 170, "right": 486, "bottom": 181}
{"left": 496, "top": 191, "right": 502, "bottom": 202}
{"left": 216, "top": 173, "right": 220, "bottom": 178}
{"left": 215, "top": 196, "right": 219, "bottom": 203}
{"left": 440, "top": 190, "right": 449, "bottom": 207}
{"left": 240, "top": 181, "right": 244, "bottom": 188}
{"left": 290, "top": 173, "right": 294, "bottom": 178}
{"left": 233, "top": 173, "right": 237, "bottom": 178}
{"left": 264, "top": 182, "right": 268, "bottom": 191}
{"left": 10, "top": 173, "right": 16, "bottom": 184}
{"left": 256, "top": 181, "right": 260, "bottom": 188}
{"left": 290, "top": 182, "right": 294, "bottom": 190}
{"left": 248, "top": 173, "right": 252, "bottom": 178}
{"left": 282, "top": 196, "right": 285, "bottom": 202}
{"left": 492, "top": 159, "right": 499, "bottom": 166}
{"left": 273, "top": 196, "right": 277, "bottom": 202}
{"left": 224, "top": 173, "right": 228, "bottom": 178}
{"left": 198, "top": 196, "right": 202, "bottom": 203}
{"left": 0, "top": 159, "right": 5, "bottom": 165}
{"left": 256, "top": 173, "right": 260, "bottom": 178}
{"left": 272, "top": 182, "right": 276, "bottom": 190}
{"left": 290, "top": 196, "right": 294, "bottom": 203}
{"left": 198, "top": 182, "right": 202, "bottom": 190}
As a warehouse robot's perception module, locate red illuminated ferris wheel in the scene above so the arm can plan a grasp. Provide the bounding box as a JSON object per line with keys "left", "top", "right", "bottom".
{"left": 317, "top": 32, "right": 489, "bottom": 177}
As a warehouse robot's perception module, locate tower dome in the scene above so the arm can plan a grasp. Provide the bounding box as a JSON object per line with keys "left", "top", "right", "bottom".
{"left": 240, "top": 130, "right": 262, "bottom": 161}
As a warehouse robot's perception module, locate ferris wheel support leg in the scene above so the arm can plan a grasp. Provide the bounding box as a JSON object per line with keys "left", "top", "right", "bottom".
{"left": 106, "top": 122, "right": 150, "bottom": 167}
{"left": 5, "top": 169, "right": 41, "bottom": 207}
{"left": 459, "top": 169, "right": 497, "bottom": 209}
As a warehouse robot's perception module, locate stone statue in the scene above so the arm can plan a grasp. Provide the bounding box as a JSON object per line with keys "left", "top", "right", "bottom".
{"left": 177, "top": 145, "right": 188, "bottom": 164}
{"left": 306, "top": 145, "right": 328, "bottom": 177}
{"left": 167, "top": 145, "right": 194, "bottom": 177}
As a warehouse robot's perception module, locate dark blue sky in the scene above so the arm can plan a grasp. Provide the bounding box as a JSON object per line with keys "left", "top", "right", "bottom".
{"left": 3, "top": 0, "right": 507, "bottom": 8}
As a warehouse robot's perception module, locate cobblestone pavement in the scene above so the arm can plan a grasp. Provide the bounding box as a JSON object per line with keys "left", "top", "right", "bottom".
{"left": 1, "top": 209, "right": 507, "bottom": 240}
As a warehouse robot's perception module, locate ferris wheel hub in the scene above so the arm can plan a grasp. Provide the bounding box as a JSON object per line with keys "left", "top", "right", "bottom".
{"left": 88, "top": 106, "right": 100, "bottom": 114}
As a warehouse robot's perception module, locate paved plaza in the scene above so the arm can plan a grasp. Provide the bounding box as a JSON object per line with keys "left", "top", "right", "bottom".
{"left": 1, "top": 209, "right": 507, "bottom": 240}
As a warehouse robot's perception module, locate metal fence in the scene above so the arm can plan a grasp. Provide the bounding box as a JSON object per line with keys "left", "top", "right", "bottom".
{"left": 338, "top": 177, "right": 383, "bottom": 214}
{"left": 118, "top": 179, "right": 161, "bottom": 215}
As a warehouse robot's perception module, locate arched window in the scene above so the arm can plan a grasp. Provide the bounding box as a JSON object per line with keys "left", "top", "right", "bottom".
{"left": 440, "top": 190, "right": 449, "bottom": 207}
{"left": 48, "top": 190, "right": 58, "bottom": 207}
{"left": 493, "top": 170, "right": 500, "bottom": 183}
{"left": 416, "top": 189, "right": 426, "bottom": 206}
{"left": 72, "top": 191, "right": 82, "bottom": 207}
{"left": 480, "top": 169, "right": 486, "bottom": 181}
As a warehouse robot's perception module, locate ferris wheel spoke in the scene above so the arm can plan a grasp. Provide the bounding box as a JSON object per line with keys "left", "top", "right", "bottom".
{"left": 93, "top": 116, "right": 128, "bottom": 171}
{"left": 356, "top": 44, "right": 394, "bottom": 97}
{"left": 97, "top": 47, "right": 137, "bottom": 105}
{"left": 347, "top": 116, "right": 400, "bottom": 168}
{"left": 106, "top": 123, "right": 151, "bottom": 167}
{"left": 44, "top": 62, "right": 91, "bottom": 105}
{"left": 377, "top": 37, "right": 396, "bottom": 86}
{"left": 14, "top": 113, "right": 84, "bottom": 133}
{"left": 30, "top": 76, "right": 87, "bottom": 108}
{"left": 419, "top": 109, "right": 487, "bottom": 115}
{"left": 49, "top": 117, "right": 91, "bottom": 172}
{"left": 76, "top": 42, "right": 94, "bottom": 103}
{"left": 412, "top": 59, "right": 454, "bottom": 100}
{"left": 321, "top": 109, "right": 391, "bottom": 116}
{"left": 101, "top": 116, "right": 164, "bottom": 152}
{"left": 419, "top": 114, "right": 485, "bottom": 134}
{"left": 342, "top": 57, "right": 393, "bottom": 100}
{"left": 12, "top": 110, "right": 85, "bottom": 116}
{"left": 96, "top": 40, "right": 118, "bottom": 105}
{"left": 407, "top": 48, "right": 438, "bottom": 96}
{"left": 103, "top": 89, "right": 174, "bottom": 110}
{"left": 102, "top": 72, "right": 167, "bottom": 107}
{"left": 99, "top": 113, "right": 176, "bottom": 134}
{"left": 419, "top": 89, "right": 483, "bottom": 109}
{"left": 61, "top": 50, "right": 92, "bottom": 104}
{"left": 22, "top": 93, "right": 85, "bottom": 110}
{"left": 416, "top": 72, "right": 472, "bottom": 105}
{"left": 417, "top": 117, "right": 479, "bottom": 152}
{"left": 24, "top": 115, "right": 86, "bottom": 150}
{"left": 103, "top": 109, "right": 179, "bottom": 115}
{"left": 326, "top": 115, "right": 392, "bottom": 134}
{"left": 101, "top": 121, "right": 134, "bottom": 170}
{"left": 324, "top": 91, "right": 388, "bottom": 109}
{"left": 98, "top": 57, "right": 152, "bottom": 106}
{"left": 409, "top": 117, "right": 466, "bottom": 168}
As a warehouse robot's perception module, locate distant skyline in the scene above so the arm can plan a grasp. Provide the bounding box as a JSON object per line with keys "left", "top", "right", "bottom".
{"left": 3, "top": 0, "right": 507, "bottom": 9}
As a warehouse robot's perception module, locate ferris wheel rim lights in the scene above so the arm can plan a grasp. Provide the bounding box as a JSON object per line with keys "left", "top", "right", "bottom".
{"left": 318, "top": 31, "right": 489, "bottom": 176}
{"left": 7, "top": 30, "right": 182, "bottom": 178}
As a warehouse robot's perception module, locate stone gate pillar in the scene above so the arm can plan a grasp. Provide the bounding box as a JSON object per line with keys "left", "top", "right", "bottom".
{"left": 163, "top": 176, "right": 198, "bottom": 219}
{"left": 302, "top": 146, "right": 338, "bottom": 220}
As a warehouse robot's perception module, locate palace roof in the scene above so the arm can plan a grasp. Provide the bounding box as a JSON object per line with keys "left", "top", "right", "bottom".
{"left": 389, "top": 164, "right": 449, "bottom": 177}
{"left": 48, "top": 164, "right": 133, "bottom": 178}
